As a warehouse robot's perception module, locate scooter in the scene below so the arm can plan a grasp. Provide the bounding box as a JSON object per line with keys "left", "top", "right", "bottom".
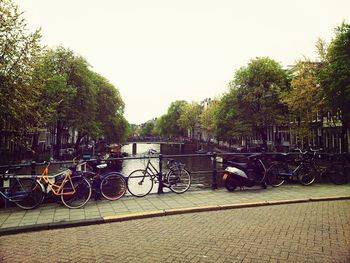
{"left": 223, "top": 153, "right": 268, "bottom": 192}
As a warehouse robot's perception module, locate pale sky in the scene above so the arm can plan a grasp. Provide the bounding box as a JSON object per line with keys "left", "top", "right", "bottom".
{"left": 14, "top": 0, "right": 350, "bottom": 124}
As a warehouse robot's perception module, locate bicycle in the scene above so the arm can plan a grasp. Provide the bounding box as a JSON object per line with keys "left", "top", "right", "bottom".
{"left": 0, "top": 167, "right": 44, "bottom": 210}
{"left": 72, "top": 158, "right": 127, "bottom": 201}
{"left": 36, "top": 162, "right": 92, "bottom": 209}
{"left": 308, "top": 149, "right": 348, "bottom": 185}
{"left": 127, "top": 149, "right": 191, "bottom": 197}
{"left": 267, "top": 149, "right": 316, "bottom": 187}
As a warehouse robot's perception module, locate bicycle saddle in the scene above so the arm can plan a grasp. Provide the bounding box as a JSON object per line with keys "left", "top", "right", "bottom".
{"left": 96, "top": 163, "right": 107, "bottom": 169}
{"left": 226, "top": 160, "right": 248, "bottom": 169}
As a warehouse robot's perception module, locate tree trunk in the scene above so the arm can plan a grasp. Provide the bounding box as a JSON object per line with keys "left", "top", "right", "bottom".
{"left": 31, "top": 132, "right": 39, "bottom": 154}
{"left": 74, "top": 132, "right": 85, "bottom": 153}
{"left": 55, "top": 120, "right": 62, "bottom": 158}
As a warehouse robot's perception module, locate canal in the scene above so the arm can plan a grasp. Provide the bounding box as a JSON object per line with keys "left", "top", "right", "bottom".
{"left": 120, "top": 143, "right": 224, "bottom": 194}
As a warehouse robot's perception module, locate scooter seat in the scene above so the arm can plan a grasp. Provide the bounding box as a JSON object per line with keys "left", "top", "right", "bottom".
{"left": 226, "top": 161, "right": 248, "bottom": 169}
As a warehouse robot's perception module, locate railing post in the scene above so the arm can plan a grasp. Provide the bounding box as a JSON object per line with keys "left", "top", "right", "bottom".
{"left": 158, "top": 154, "right": 164, "bottom": 194}
{"left": 211, "top": 152, "right": 218, "bottom": 189}
{"left": 132, "top": 143, "right": 137, "bottom": 155}
{"left": 31, "top": 161, "right": 36, "bottom": 176}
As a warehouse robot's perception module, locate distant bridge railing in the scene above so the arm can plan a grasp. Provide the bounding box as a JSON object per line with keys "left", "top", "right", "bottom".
{"left": 126, "top": 137, "right": 192, "bottom": 143}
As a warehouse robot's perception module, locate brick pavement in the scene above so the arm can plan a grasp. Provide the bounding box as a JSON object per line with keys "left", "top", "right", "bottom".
{"left": 0, "top": 184, "right": 350, "bottom": 235}
{"left": 0, "top": 200, "right": 349, "bottom": 263}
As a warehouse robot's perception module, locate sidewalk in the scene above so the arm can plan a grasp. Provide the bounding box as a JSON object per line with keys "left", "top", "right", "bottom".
{"left": 1, "top": 183, "right": 349, "bottom": 235}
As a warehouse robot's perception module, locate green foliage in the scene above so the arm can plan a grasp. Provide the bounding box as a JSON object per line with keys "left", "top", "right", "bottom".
{"left": 0, "top": 0, "right": 129, "bottom": 153}
{"left": 319, "top": 22, "right": 350, "bottom": 127}
{"left": 35, "top": 47, "right": 99, "bottom": 148}
{"left": 284, "top": 61, "right": 324, "bottom": 139}
{"left": 213, "top": 91, "right": 250, "bottom": 143}
{"left": 0, "top": 0, "right": 42, "bottom": 139}
{"left": 229, "top": 57, "right": 289, "bottom": 146}
{"left": 34, "top": 47, "right": 130, "bottom": 146}
{"left": 178, "top": 101, "right": 202, "bottom": 139}
{"left": 155, "top": 100, "right": 188, "bottom": 138}
{"left": 139, "top": 121, "right": 156, "bottom": 137}
{"left": 93, "top": 72, "right": 126, "bottom": 142}
{"left": 33, "top": 47, "right": 76, "bottom": 125}
{"left": 200, "top": 99, "right": 218, "bottom": 137}
{"left": 154, "top": 115, "right": 168, "bottom": 137}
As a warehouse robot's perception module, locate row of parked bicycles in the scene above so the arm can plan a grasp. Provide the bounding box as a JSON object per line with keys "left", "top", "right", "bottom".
{"left": 0, "top": 150, "right": 191, "bottom": 210}
{"left": 223, "top": 148, "right": 349, "bottom": 192}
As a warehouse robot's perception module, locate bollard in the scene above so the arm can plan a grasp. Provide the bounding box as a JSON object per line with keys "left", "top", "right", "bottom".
{"left": 211, "top": 152, "right": 218, "bottom": 189}
{"left": 31, "top": 161, "right": 36, "bottom": 176}
{"left": 132, "top": 143, "right": 137, "bottom": 155}
{"left": 158, "top": 154, "right": 164, "bottom": 194}
{"left": 180, "top": 143, "right": 184, "bottom": 153}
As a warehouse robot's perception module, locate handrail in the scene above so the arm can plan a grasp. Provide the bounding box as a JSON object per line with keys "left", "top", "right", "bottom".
{"left": 1, "top": 152, "right": 349, "bottom": 193}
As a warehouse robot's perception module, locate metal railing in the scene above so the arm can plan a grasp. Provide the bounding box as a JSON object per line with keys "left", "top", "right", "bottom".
{"left": 1, "top": 151, "right": 349, "bottom": 194}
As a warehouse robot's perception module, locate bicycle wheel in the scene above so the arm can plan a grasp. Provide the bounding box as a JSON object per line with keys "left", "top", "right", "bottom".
{"left": 266, "top": 163, "right": 286, "bottom": 187}
{"left": 61, "top": 176, "right": 91, "bottom": 209}
{"left": 127, "top": 169, "right": 153, "bottom": 197}
{"left": 166, "top": 168, "right": 191, "bottom": 194}
{"left": 100, "top": 173, "right": 127, "bottom": 200}
{"left": 11, "top": 178, "right": 44, "bottom": 210}
{"left": 298, "top": 165, "right": 316, "bottom": 186}
{"left": 329, "top": 165, "right": 348, "bottom": 185}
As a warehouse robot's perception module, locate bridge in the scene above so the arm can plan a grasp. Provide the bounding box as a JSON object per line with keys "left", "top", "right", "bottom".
{"left": 125, "top": 138, "right": 190, "bottom": 154}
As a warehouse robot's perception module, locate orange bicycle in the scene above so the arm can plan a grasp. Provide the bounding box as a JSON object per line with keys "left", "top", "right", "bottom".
{"left": 37, "top": 163, "right": 92, "bottom": 209}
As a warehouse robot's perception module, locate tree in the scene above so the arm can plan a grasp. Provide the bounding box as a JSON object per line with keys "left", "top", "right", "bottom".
{"left": 319, "top": 22, "right": 350, "bottom": 152}
{"left": 200, "top": 99, "right": 218, "bottom": 142}
{"left": 155, "top": 101, "right": 188, "bottom": 138}
{"left": 154, "top": 115, "right": 169, "bottom": 137}
{"left": 139, "top": 121, "right": 155, "bottom": 137}
{"left": 93, "top": 73, "right": 127, "bottom": 143}
{"left": 35, "top": 47, "right": 88, "bottom": 155}
{"left": 36, "top": 47, "right": 128, "bottom": 154}
{"left": 179, "top": 101, "right": 202, "bottom": 139}
{"left": 0, "top": 0, "right": 42, "bottom": 150}
{"left": 230, "top": 57, "right": 289, "bottom": 149}
{"left": 284, "top": 61, "right": 324, "bottom": 145}
{"left": 213, "top": 91, "right": 251, "bottom": 146}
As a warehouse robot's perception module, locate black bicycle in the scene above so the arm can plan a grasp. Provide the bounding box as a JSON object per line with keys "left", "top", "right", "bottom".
{"left": 308, "top": 149, "right": 348, "bottom": 185}
{"left": 127, "top": 150, "right": 191, "bottom": 197}
{"left": 267, "top": 149, "right": 316, "bottom": 187}
{"left": 0, "top": 167, "right": 44, "bottom": 209}
{"left": 72, "top": 159, "right": 127, "bottom": 201}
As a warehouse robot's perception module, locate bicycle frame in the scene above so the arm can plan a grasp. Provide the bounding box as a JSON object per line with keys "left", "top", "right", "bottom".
{"left": 278, "top": 156, "right": 309, "bottom": 179}
{"left": 258, "top": 159, "right": 268, "bottom": 172}
{"left": 140, "top": 157, "right": 178, "bottom": 188}
{"left": 143, "top": 158, "right": 160, "bottom": 180}
{"left": 0, "top": 177, "right": 25, "bottom": 202}
{"left": 37, "top": 167, "right": 76, "bottom": 196}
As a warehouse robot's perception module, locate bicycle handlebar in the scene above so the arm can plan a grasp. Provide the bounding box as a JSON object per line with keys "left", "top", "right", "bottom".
{"left": 148, "top": 149, "right": 158, "bottom": 155}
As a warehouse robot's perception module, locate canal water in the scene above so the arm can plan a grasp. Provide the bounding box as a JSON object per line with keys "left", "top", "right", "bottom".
{"left": 120, "top": 143, "right": 224, "bottom": 194}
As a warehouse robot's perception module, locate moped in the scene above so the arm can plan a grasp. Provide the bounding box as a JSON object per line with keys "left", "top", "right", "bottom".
{"left": 223, "top": 154, "right": 268, "bottom": 192}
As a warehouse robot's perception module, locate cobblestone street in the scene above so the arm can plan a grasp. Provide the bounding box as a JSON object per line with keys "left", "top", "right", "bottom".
{"left": 1, "top": 200, "right": 349, "bottom": 263}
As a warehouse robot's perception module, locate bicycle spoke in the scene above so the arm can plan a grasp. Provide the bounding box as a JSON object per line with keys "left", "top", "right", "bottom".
{"left": 127, "top": 169, "right": 153, "bottom": 197}
{"left": 61, "top": 177, "right": 91, "bottom": 208}
{"left": 100, "top": 173, "right": 127, "bottom": 200}
{"left": 11, "top": 179, "right": 44, "bottom": 210}
{"left": 167, "top": 168, "right": 191, "bottom": 194}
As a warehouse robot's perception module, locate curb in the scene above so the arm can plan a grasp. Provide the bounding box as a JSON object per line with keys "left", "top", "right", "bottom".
{"left": 1, "top": 195, "right": 349, "bottom": 236}
{"left": 0, "top": 218, "right": 105, "bottom": 236}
